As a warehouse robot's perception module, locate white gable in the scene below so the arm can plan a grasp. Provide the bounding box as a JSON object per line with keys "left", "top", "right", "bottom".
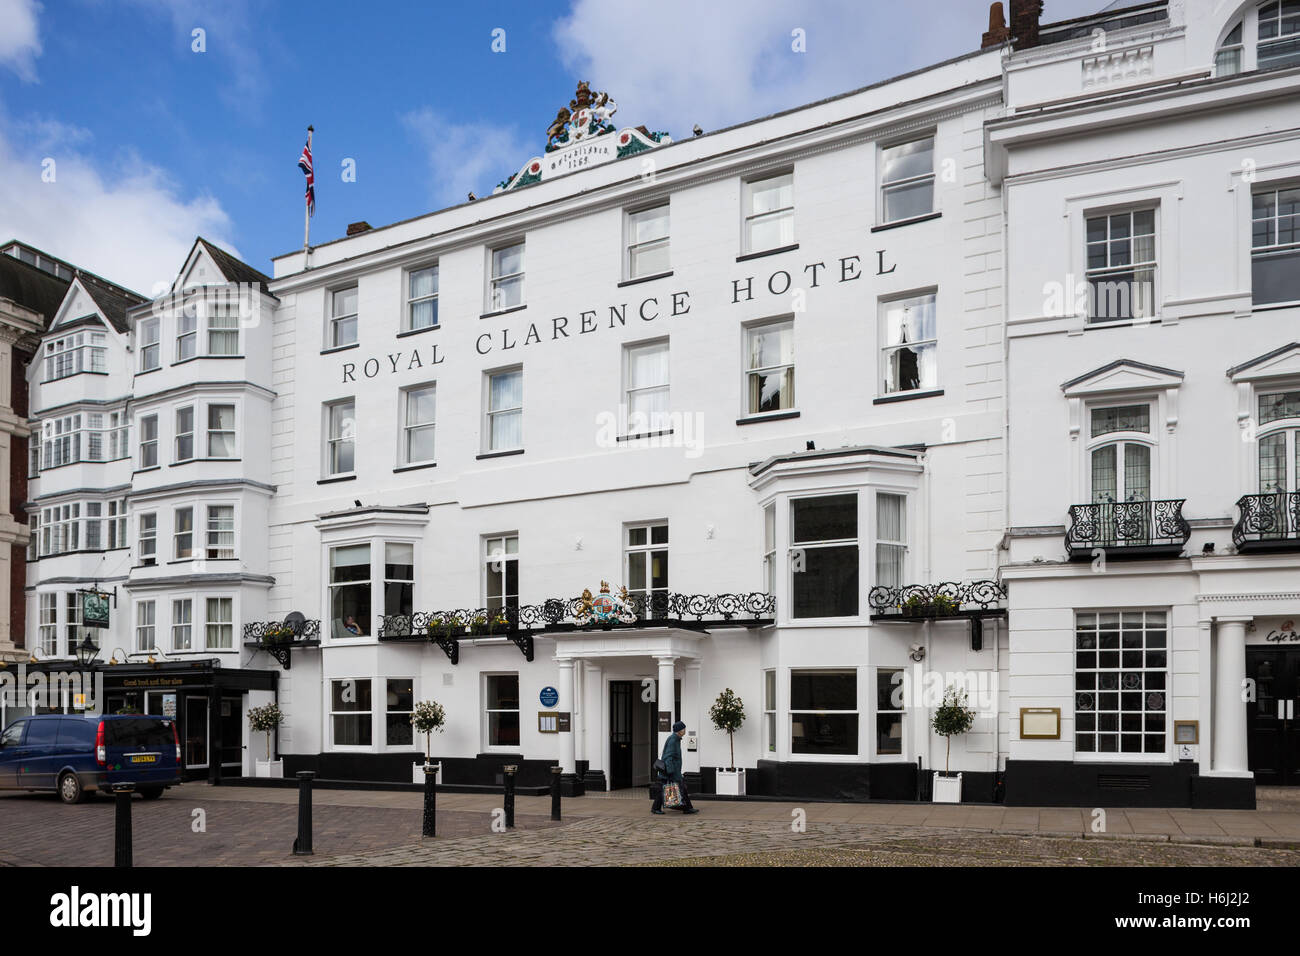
{"left": 48, "top": 278, "right": 108, "bottom": 333}
{"left": 1227, "top": 343, "right": 1300, "bottom": 384}
{"left": 174, "top": 243, "right": 226, "bottom": 292}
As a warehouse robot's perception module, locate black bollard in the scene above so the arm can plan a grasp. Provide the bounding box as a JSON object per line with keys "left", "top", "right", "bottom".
{"left": 550, "top": 766, "right": 562, "bottom": 821}
{"left": 422, "top": 763, "right": 438, "bottom": 838}
{"left": 293, "top": 771, "right": 315, "bottom": 855}
{"left": 113, "top": 784, "right": 134, "bottom": 868}
{"left": 503, "top": 764, "right": 517, "bottom": 829}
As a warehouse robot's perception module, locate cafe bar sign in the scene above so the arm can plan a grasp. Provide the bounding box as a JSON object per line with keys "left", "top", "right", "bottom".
{"left": 80, "top": 589, "right": 111, "bottom": 629}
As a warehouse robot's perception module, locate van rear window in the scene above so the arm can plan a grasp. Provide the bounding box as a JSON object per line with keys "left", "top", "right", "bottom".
{"left": 56, "top": 719, "right": 96, "bottom": 746}
{"left": 104, "top": 718, "right": 174, "bottom": 749}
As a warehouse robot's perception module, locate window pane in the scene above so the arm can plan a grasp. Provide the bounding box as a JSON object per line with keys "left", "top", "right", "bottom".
{"left": 880, "top": 138, "right": 934, "bottom": 185}
{"left": 791, "top": 545, "right": 859, "bottom": 618}
{"left": 747, "top": 211, "right": 794, "bottom": 252}
{"left": 748, "top": 368, "right": 793, "bottom": 414}
{"left": 409, "top": 266, "right": 438, "bottom": 300}
{"left": 629, "top": 242, "right": 670, "bottom": 278}
{"left": 791, "top": 714, "right": 858, "bottom": 755}
{"left": 627, "top": 344, "right": 669, "bottom": 389}
{"left": 487, "top": 674, "right": 519, "bottom": 710}
{"left": 630, "top": 206, "right": 669, "bottom": 243}
{"left": 490, "top": 371, "right": 522, "bottom": 411}
{"left": 492, "top": 244, "right": 524, "bottom": 278}
{"left": 791, "top": 673, "right": 856, "bottom": 715}
{"left": 490, "top": 409, "right": 522, "bottom": 449}
{"left": 884, "top": 342, "right": 936, "bottom": 393}
{"left": 882, "top": 180, "right": 934, "bottom": 222}
{"left": 1253, "top": 248, "right": 1300, "bottom": 304}
{"left": 333, "top": 287, "right": 358, "bottom": 317}
{"left": 793, "top": 494, "right": 857, "bottom": 543}
{"left": 749, "top": 176, "right": 792, "bottom": 215}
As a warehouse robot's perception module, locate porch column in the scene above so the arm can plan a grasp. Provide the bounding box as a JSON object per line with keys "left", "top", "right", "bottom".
{"left": 655, "top": 656, "right": 677, "bottom": 761}
{"left": 1213, "top": 617, "right": 1250, "bottom": 775}
{"left": 556, "top": 658, "right": 583, "bottom": 796}
{"left": 582, "top": 660, "right": 605, "bottom": 790}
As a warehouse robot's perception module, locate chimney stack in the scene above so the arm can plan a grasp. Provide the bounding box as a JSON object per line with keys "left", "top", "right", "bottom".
{"left": 1009, "top": 0, "right": 1045, "bottom": 50}
{"left": 346, "top": 221, "right": 372, "bottom": 237}
{"left": 982, "top": 2, "right": 1009, "bottom": 49}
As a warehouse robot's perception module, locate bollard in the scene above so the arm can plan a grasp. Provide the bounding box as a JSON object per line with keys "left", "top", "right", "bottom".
{"left": 293, "top": 771, "right": 315, "bottom": 855}
{"left": 113, "top": 784, "right": 134, "bottom": 868}
{"left": 550, "top": 766, "right": 562, "bottom": 822}
{"left": 422, "top": 763, "right": 438, "bottom": 838}
{"left": 503, "top": 764, "right": 517, "bottom": 830}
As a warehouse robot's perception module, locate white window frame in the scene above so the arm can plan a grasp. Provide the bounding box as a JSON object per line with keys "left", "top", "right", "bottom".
{"left": 385, "top": 677, "right": 417, "bottom": 750}
{"left": 405, "top": 263, "right": 440, "bottom": 331}
{"left": 324, "top": 398, "right": 356, "bottom": 477}
{"left": 205, "top": 504, "right": 235, "bottom": 560}
{"left": 624, "top": 521, "right": 668, "bottom": 604}
{"left": 1084, "top": 206, "right": 1158, "bottom": 323}
{"left": 175, "top": 405, "right": 195, "bottom": 463}
{"left": 874, "top": 666, "right": 906, "bottom": 759}
{"left": 788, "top": 492, "right": 860, "bottom": 621}
{"left": 177, "top": 311, "right": 198, "bottom": 361}
{"left": 742, "top": 172, "right": 794, "bottom": 255}
{"left": 1074, "top": 609, "right": 1170, "bottom": 761}
{"left": 487, "top": 241, "right": 525, "bottom": 313}
{"left": 206, "top": 300, "right": 240, "bottom": 355}
{"left": 743, "top": 319, "right": 795, "bottom": 417}
{"left": 139, "top": 318, "right": 160, "bottom": 371}
{"left": 482, "top": 672, "right": 521, "bottom": 752}
{"left": 204, "top": 596, "right": 234, "bottom": 650}
{"left": 1258, "top": 0, "right": 1300, "bottom": 70}
{"left": 138, "top": 512, "right": 157, "bottom": 566}
{"left": 874, "top": 492, "right": 908, "bottom": 589}
{"left": 625, "top": 204, "right": 671, "bottom": 280}
{"left": 206, "top": 403, "right": 237, "bottom": 459}
{"left": 789, "top": 667, "right": 861, "bottom": 761}
{"left": 329, "top": 286, "right": 359, "bottom": 349}
{"left": 329, "top": 677, "right": 374, "bottom": 750}
{"left": 763, "top": 669, "right": 776, "bottom": 755}
{"left": 135, "top": 600, "right": 156, "bottom": 653}
{"left": 879, "top": 290, "right": 939, "bottom": 396}
{"left": 623, "top": 339, "right": 670, "bottom": 436}
{"left": 139, "top": 414, "right": 159, "bottom": 469}
{"left": 38, "top": 593, "right": 58, "bottom": 656}
{"left": 483, "top": 534, "right": 519, "bottom": 612}
{"left": 1251, "top": 183, "right": 1300, "bottom": 307}
{"left": 878, "top": 134, "right": 936, "bottom": 225}
{"left": 172, "top": 598, "right": 193, "bottom": 651}
{"left": 400, "top": 383, "right": 436, "bottom": 466}
{"left": 174, "top": 506, "right": 194, "bottom": 560}
{"left": 484, "top": 367, "right": 523, "bottom": 453}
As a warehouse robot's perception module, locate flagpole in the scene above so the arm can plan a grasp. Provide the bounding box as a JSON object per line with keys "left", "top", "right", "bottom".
{"left": 303, "top": 125, "right": 313, "bottom": 254}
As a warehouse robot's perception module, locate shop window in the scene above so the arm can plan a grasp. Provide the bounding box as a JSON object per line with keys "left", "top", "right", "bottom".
{"left": 1074, "top": 610, "right": 1167, "bottom": 755}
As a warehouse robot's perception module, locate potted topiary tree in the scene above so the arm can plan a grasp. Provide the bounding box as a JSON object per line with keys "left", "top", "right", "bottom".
{"left": 410, "top": 699, "right": 446, "bottom": 784}
{"left": 248, "top": 702, "right": 285, "bottom": 778}
{"left": 931, "top": 685, "right": 976, "bottom": 803}
{"left": 709, "top": 688, "right": 746, "bottom": 796}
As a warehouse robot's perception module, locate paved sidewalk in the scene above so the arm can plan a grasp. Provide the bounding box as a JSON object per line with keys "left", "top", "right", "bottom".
{"left": 195, "top": 783, "right": 1300, "bottom": 845}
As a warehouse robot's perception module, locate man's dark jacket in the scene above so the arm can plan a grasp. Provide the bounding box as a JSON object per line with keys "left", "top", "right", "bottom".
{"left": 661, "top": 733, "right": 684, "bottom": 783}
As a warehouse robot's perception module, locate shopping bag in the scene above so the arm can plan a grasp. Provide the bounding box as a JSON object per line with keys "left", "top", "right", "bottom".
{"left": 662, "top": 781, "right": 682, "bottom": 809}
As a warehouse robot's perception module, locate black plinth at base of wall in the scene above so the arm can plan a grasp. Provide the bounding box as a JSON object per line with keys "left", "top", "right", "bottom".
{"left": 1003, "top": 759, "right": 1256, "bottom": 810}
{"left": 559, "top": 773, "right": 586, "bottom": 798}
{"left": 747, "top": 760, "right": 918, "bottom": 801}
{"left": 282, "top": 752, "right": 560, "bottom": 789}
{"left": 582, "top": 768, "right": 608, "bottom": 792}
{"left": 683, "top": 771, "right": 702, "bottom": 794}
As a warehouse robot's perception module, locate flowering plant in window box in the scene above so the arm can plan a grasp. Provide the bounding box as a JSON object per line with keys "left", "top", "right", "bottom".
{"left": 427, "top": 614, "right": 463, "bottom": 640}
{"left": 410, "top": 699, "right": 446, "bottom": 784}
{"left": 470, "top": 611, "right": 510, "bottom": 636}
{"left": 260, "top": 625, "right": 295, "bottom": 645}
{"left": 248, "top": 702, "right": 285, "bottom": 778}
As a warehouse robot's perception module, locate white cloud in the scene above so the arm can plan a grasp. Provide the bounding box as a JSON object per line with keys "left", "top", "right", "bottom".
{"left": 402, "top": 108, "right": 534, "bottom": 210}
{"left": 0, "top": 105, "right": 239, "bottom": 293}
{"left": 0, "top": 0, "right": 42, "bottom": 82}
{"left": 551, "top": 0, "right": 1106, "bottom": 136}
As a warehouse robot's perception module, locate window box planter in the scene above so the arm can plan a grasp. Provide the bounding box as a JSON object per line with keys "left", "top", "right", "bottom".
{"left": 932, "top": 771, "right": 962, "bottom": 803}
{"left": 255, "top": 759, "right": 284, "bottom": 779}
{"left": 715, "top": 767, "right": 746, "bottom": 796}
{"left": 413, "top": 761, "right": 443, "bottom": 785}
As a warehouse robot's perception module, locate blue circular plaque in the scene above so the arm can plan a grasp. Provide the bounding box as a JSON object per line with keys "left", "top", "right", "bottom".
{"left": 540, "top": 686, "right": 559, "bottom": 708}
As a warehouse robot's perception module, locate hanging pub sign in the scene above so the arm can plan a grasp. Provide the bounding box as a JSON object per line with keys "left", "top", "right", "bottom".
{"left": 81, "top": 590, "right": 111, "bottom": 629}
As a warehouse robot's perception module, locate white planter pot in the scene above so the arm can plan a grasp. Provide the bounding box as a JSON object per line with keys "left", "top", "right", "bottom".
{"left": 715, "top": 768, "right": 746, "bottom": 796}
{"left": 413, "top": 761, "right": 443, "bottom": 785}
{"left": 255, "top": 759, "right": 283, "bottom": 779}
{"left": 932, "top": 771, "right": 963, "bottom": 803}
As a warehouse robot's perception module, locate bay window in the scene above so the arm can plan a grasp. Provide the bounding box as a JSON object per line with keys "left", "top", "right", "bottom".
{"left": 205, "top": 597, "right": 233, "bottom": 650}
{"left": 875, "top": 493, "right": 907, "bottom": 588}
{"left": 174, "top": 507, "right": 193, "bottom": 560}
{"left": 206, "top": 505, "right": 235, "bottom": 559}
{"left": 207, "top": 404, "right": 236, "bottom": 458}
{"left": 175, "top": 406, "right": 195, "bottom": 462}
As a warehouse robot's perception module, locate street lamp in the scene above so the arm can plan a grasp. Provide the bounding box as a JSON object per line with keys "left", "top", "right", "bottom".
{"left": 75, "top": 636, "right": 101, "bottom": 668}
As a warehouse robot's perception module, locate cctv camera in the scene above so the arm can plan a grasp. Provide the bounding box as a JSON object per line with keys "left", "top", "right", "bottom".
{"left": 908, "top": 643, "right": 926, "bottom": 662}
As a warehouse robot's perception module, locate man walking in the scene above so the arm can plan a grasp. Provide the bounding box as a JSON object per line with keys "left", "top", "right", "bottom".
{"left": 651, "top": 721, "right": 698, "bottom": 815}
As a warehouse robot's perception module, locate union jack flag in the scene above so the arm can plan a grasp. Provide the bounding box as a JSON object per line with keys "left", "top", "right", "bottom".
{"left": 298, "top": 129, "right": 314, "bottom": 217}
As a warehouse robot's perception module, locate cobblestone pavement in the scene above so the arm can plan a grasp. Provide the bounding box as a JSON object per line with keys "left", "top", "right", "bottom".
{"left": 0, "top": 791, "right": 559, "bottom": 867}
{"left": 3, "top": 783, "right": 1298, "bottom": 866}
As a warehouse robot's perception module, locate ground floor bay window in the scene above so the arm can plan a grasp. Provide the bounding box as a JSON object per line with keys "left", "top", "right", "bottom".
{"left": 790, "top": 669, "right": 858, "bottom": 756}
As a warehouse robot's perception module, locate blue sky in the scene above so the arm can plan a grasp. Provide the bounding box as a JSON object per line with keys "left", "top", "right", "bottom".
{"left": 0, "top": 0, "right": 1102, "bottom": 293}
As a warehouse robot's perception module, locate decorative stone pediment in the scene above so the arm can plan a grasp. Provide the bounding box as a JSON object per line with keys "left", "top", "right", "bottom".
{"left": 1061, "top": 358, "right": 1184, "bottom": 397}
{"left": 1226, "top": 343, "right": 1300, "bottom": 383}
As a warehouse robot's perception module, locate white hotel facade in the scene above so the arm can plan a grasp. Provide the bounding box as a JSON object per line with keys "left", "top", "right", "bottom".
{"left": 16, "top": 0, "right": 1300, "bottom": 807}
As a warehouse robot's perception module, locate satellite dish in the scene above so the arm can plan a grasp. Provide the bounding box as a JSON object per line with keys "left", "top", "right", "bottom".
{"left": 284, "top": 610, "right": 307, "bottom": 635}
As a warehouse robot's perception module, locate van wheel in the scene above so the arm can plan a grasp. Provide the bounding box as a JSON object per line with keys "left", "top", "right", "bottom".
{"left": 139, "top": 787, "right": 164, "bottom": 800}
{"left": 58, "top": 772, "right": 85, "bottom": 805}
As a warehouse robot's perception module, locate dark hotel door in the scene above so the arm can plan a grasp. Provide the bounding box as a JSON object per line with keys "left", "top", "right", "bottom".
{"left": 610, "top": 681, "right": 634, "bottom": 791}
{"left": 1248, "top": 648, "right": 1300, "bottom": 786}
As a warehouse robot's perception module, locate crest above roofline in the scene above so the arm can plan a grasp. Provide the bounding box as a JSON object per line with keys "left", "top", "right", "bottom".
{"left": 494, "top": 82, "right": 672, "bottom": 194}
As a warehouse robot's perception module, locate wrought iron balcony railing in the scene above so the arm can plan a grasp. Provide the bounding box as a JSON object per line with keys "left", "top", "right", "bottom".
{"left": 1065, "top": 498, "right": 1189, "bottom": 560}
{"left": 378, "top": 591, "right": 776, "bottom": 664}
{"left": 867, "top": 580, "right": 1006, "bottom": 617}
{"left": 242, "top": 619, "right": 322, "bottom": 670}
{"left": 1233, "top": 492, "right": 1300, "bottom": 553}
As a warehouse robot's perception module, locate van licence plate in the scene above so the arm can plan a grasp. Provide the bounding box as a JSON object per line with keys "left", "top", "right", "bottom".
{"left": 130, "top": 754, "right": 157, "bottom": 764}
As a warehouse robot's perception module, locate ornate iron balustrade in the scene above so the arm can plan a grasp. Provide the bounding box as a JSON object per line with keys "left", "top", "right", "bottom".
{"left": 868, "top": 580, "right": 1006, "bottom": 616}
{"left": 1233, "top": 492, "right": 1300, "bottom": 553}
{"left": 242, "top": 619, "right": 322, "bottom": 670}
{"left": 378, "top": 591, "right": 776, "bottom": 663}
{"left": 1065, "top": 498, "right": 1189, "bottom": 560}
